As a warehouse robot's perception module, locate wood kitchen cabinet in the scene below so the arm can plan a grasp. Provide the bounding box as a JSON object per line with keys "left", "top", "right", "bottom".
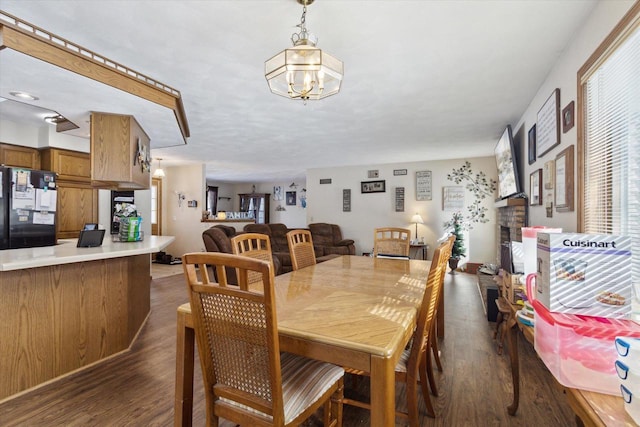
{"left": 0, "top": 143, "right": 40, "bottom": 168}
{"left": 41, "top": 148, "right": 98, "bottom": 239}
{"left": 40, "top": 148, "right": 91, "bottom": 182}
{"left": 55, "top": 181, "right": 99, "bottom": 239}
{"left": 90, "top": 112, "right": 151, "bottom": 189}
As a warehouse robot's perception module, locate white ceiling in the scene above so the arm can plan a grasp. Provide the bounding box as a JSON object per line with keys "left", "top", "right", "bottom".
{"left": 0, "top": 0, "right": 597, "bottom": 183}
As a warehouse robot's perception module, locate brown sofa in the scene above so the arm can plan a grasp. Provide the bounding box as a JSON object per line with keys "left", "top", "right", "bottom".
{"left": 308, "top": 223, "right": 356, "bottom": 257}
{"left": 202, "top": 225, "right": 282, "bottom": 283}
{"left": 244, "top": 223, "right": 354, "bottom": 273}
{"left": 243, "top": 223, "right": 294, "bottom": 273}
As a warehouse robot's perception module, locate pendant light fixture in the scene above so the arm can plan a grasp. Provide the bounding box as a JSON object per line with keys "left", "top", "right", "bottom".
{"left": 265, "top": 0, "right": 343, "bottom": 102}
{"left": 153, "top": 158, "right": 165, "bottom": 178}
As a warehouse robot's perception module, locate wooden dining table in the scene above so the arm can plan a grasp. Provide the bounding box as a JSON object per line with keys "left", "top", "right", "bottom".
{"left": 174, "top": 255, "right": 432, "bottom": 427}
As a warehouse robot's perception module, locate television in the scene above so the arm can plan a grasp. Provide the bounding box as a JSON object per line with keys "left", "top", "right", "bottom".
{"left": 494, "top": 125, "right": 521, "bottom": 200}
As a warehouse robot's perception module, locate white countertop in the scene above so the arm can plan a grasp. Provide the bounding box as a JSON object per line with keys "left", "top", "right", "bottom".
{"left": 0, "top": 235, "right": 175, "bottom": 271}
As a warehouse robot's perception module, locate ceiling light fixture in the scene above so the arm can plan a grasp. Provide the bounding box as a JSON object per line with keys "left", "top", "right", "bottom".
{"left": 9, "top": 91, "right": 39, "bottom": 101}
{"left": 153, "top": 158, "right": 166, "bottom": 178}
{"left": 265, "top": 0, "right": 343, "bottom": 103}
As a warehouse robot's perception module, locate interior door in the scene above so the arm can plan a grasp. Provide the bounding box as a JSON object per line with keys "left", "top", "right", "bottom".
{"left": 151, "top": 178, "right": 162, "bottom": 235}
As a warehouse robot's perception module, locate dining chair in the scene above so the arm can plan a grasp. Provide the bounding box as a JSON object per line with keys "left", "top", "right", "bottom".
{"left": 373, "top": 227, "right": 411, "bottom": 257}
{"left": 425, "top": 235, "right": 455, "bottom": 397}
{"left": 230, "top": 232, "right": 276, "bottom": 287}
{"left": 286, "top": 229, "right": 316, "bottom": 270}
{"left": 343, "top": 238, "right": 452, "bottom": 424}
{"left": 182, "top": 252, "right": 344, "bottom": 427}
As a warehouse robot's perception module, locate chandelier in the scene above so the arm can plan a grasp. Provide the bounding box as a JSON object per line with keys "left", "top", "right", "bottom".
{"left": 265, "top": 0, "right": 343, "bottom": 102}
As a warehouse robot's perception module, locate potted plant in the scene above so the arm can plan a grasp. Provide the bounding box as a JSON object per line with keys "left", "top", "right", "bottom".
{"left": 445, "top": 211, "right": 466, "bottom": 273}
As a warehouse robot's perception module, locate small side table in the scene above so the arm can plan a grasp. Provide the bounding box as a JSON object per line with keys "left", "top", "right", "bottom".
{"left": 409, "top": 244, "right": 428, "bottom": 260}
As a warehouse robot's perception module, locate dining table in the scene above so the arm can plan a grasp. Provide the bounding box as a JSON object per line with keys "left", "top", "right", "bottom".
{"left": 174, "top": 255, "right": 433, "bottom": 427}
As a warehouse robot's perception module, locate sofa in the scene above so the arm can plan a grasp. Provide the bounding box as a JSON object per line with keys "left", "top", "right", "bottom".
{"left": 202, "top": 225, "right": 282, "bottom": 283}
{"left": 243, "top": 223, "right": 354, "bottom": 273}
{"left": 243, "top": 223, "right": 294, "bottom": 273}
{"left": 308, "top": 223, "right": 356, "bottom": 257}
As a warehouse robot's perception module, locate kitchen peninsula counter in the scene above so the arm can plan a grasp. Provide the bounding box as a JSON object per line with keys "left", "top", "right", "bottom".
{"left": 0, "top": 235, "right": 174, "bottom": 271}
{"left": 0, "top": 235, "right": 174, "bottom": 402}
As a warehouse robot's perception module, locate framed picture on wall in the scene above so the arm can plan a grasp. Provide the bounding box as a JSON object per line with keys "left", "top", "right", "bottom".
{"left": 286, "top": 191, "right": 296, "bottom": 206}
{"left": 555, "top": 145, "right": 574, "bottom": 212}
{"left": 536, "top": 88, "right": 561, "bottom": 157}
{"left": 530, "top": 169, "right": 542, "bottom": 206}
{"left": 361, "top": 180, "right": 386, "bottom": 193}
{"left": 528, "top": 124, "right": 536, "bottom": 165}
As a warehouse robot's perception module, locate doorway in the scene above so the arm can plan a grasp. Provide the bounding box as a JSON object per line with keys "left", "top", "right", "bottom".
{"left": 151, "top": 178, "right": 162, "bottom": 235}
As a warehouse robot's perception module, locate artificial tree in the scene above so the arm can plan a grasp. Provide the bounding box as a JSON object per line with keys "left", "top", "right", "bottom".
{"left": 448, "top": 211, "right": 467, "bottom": 273}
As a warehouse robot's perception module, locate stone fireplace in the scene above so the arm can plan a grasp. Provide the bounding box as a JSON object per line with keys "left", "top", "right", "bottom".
{"left": 496, "top": 198, "right": 527, "bottom": 272}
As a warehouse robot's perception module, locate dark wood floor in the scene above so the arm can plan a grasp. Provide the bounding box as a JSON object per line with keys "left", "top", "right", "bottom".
{"left": 0, "top": 270, "right": 575, "bottom": 426}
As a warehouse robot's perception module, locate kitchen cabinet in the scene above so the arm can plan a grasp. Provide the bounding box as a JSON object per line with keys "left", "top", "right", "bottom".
{"left": 40, "top": 148, "right": 91, "bottom": 182}
{"left": 55, "top": 181, "right": 99, "bottom": 239}
{"left": 90, "top": 112, "right": 151, "bottom": 189}
{"left": 41, "top": 148, "right": 98, "bottom": 239}
{"left": 0, "top": 143, "right": 40, "bottom": 169}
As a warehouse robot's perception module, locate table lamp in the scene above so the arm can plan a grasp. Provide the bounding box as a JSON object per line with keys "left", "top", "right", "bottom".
{"left": 411, "top": 213, "right": 424, "bottom": 242}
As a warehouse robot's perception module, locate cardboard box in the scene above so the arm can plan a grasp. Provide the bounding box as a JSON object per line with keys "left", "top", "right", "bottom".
{"left": 536, "top": 233, "right": 632, "bottom": 318}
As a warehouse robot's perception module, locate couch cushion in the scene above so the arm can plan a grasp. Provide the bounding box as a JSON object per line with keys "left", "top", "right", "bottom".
{"left": 244, "top": 223, "right": 272, "bottom": 235}
{"left": 268, "top": 223, "right": 290, "bottom": 253}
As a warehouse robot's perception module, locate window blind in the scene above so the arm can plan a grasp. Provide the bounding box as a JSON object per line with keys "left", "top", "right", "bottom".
{"left": 583, "top": 23, "right": 639, "bottom": 298}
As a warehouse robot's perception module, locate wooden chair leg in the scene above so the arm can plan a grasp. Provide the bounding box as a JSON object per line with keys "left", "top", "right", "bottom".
{"left": 418, "top": 354, "right": 436, "bottom": 418}
{"left": 425, "top": 346, "right": 438, "bottom": 397}
{"left": 406, "top": 379, "right": 421, "bottom": 427}
{"left": 431, "top": 330, "right": 443, "bottom": 372}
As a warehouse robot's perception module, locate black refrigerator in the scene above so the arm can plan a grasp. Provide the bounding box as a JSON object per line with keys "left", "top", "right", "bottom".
{"left": 0, "top": 166, "right": 57, "bottom": 249}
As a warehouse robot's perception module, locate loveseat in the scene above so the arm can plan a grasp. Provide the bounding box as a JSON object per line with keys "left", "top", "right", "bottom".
{"left": 243, "top": 223, "right": 294, "bottom": 273}
{"left": 308, "top": 223, "right": 356, "bottom": 257}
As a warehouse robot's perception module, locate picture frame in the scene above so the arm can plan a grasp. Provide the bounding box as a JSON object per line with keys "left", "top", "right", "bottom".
{"left": 529, "top": 169, "right": 543, "bottom": 206}
{"left": 528, "top": 124, "right": 536, "bottom": 165}
{"left": 554, "top": 145, "right": 574, "bottom": 212}
{"left": 273, "top": 185, "right": 283, "bottom": 200}
{"left": 442, "top": 186, "right": 464, "bottom": 211}
{"left": 415, "top": 170, "right": 432, "bottom": 201}
{"left": 361, "top": 180, "right": 386, "bottom": 193}
{"left": 562, "top": 101, "right": 575, "bottom": 133}
{"left": 543, "top": 160, "right": 555, "bottom": 190}
{"left": 367, "top": 170, "right": 379, "bottom": 179}
{"left": 393, "top": 169, "right": 408, "bottom": 176}
{"left": 536, "top": 88, "right": 561, "bottom": 158}
{"left": 286, "top": 191, "right": 296, "bottom": 206}
{"left": 395, "top": 187, "right": 405, "bottom": 212}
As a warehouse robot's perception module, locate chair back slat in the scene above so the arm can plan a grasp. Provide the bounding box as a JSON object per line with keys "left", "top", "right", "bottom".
{"left": 182, "top": 252, "right": 284, "bottom": 421}
{"left": 286, "top": 230, "right": 317, "bottom": 270}
{"left": 373, "top": 227, "right": 411, "bottom": 257}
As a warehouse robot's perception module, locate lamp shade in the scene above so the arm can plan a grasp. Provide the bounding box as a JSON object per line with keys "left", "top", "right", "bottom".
{"left": 411, "top": 214, "right": 424, "bottom": 224}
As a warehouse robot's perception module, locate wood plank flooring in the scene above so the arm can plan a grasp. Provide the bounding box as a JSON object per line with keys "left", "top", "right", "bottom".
{"left": 0, "top": 269, "right": 575, "bottom": 426}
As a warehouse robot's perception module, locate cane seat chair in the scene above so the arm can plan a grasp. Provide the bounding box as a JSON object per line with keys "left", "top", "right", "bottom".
{"left": 230, "top": 233, "right": 276, "bottom": 287}
{"left": 286, "top": 229, "right": 317, "bottom": 271}
{"left": 373, "top": 227, "right": 411, "bottom": 257}
{"left": 343, "top": 238, "right": 452, "bottom": 424}
{"left": 182, "top": 252, "right": 344, "bottom": 426}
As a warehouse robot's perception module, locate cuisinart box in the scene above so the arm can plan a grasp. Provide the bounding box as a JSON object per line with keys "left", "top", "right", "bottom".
{"left": 536, "top": 233, "right": 632, "bottom": 318}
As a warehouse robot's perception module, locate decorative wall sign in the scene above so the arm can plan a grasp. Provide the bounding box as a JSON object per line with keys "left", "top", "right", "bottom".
{"left": 286, "top": 191, "right": 296, "bottom": 206}
{"left": 529, "top": 169, "right": 542, "bottom": 206}
{"left": 528, "top": 124, "right": 537, "bottom": 165}
{"left": 319, "top": 178, "right": 332, "bottom": 184}
{"left": 395, "top": 187, "right": 405, "bottom": 212}
{"left": 361, "top": 180, "right": 386, "bottom": 193}
{"left": 543, "top": 160, "right": 555, "bottom": 190}
{"left": 536, "top": 88, "right": 561, "bottom": 157}
{"left": 416, "top": 170, "right": 432, "bottom": 201}
{"left": 343, "top": 189, "right": 351, "bottom": 212}
{"left": 555, "top": 145, "right": 574, "bottom": 212}
{"left": 442, "top": 186, "right": 465, "bottom": 211}
{"left": 393, "top": 169, "right": 408, "bottom": 176}
{"left": 367, "top": 170, "right": 379, "bottom": 179}
{"left": 562, "top": 101, "right": 575, "bottom": 133}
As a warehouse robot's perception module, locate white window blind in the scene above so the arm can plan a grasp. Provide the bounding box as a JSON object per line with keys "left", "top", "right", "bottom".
{"left": 583, "top": 23, "right": 639, "bottom": 301}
